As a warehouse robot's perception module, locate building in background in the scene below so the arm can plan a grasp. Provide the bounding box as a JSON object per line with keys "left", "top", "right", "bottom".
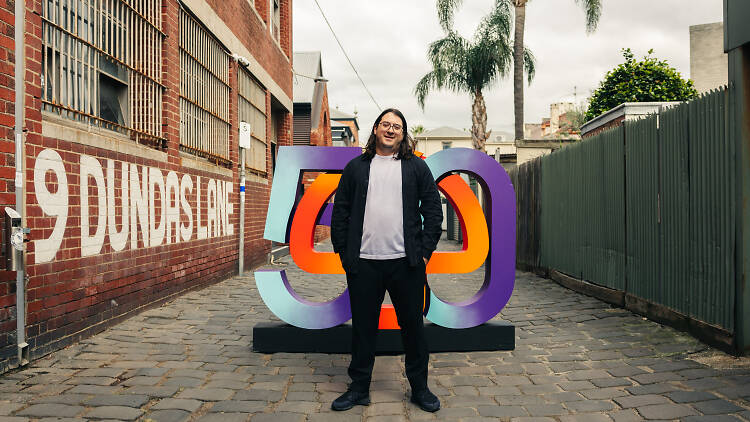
{"left": 0, "top": 0, "right": 293, "bottom": 372}
{"left": 580, "top": 102, "right": 679, "bottom": 138}
{"left": 292, "top": 52, "right": 332, "bottom": 146}
{"left": 485, "top": 132, "right": 516, "bottom": 171}
{"left": 690, "top": 22, "right": 728, "bottom": 93}
{"left": 414, "top": 126, "right": 472, "bottom": 156}
{"left": 330, "top": 108, "right": 360, "bottom": 147}
{"left": 515, "top": 139, "right": 577, "bottom": 165}
{"left": 525, "top": 102, "right": 581, "bottom": 139}
{"left": 524, "top": 123, "right": 543, "bottom": 139}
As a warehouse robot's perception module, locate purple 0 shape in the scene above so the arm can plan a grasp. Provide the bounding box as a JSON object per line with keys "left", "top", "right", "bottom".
{"left": 424, "top": 148, "right": 516, "bottom": 329}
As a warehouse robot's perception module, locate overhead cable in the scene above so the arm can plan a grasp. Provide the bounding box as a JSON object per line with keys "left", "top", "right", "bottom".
{"left": 312, "top": 0, "right": 382, "bottom": 111}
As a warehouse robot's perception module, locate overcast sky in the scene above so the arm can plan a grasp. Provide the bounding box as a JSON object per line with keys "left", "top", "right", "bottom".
{"left": 292, "top": 0, "right": 723, "bottom": 137}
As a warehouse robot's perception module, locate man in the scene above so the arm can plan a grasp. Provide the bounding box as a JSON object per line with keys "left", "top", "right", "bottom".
{"left": 330, "top": 108, "right": 443, "bottom": 412}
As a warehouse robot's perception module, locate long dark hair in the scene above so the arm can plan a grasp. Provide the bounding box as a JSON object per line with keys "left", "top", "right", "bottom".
{"left": 363, "top": 108, "right": 415, "bottom": 160}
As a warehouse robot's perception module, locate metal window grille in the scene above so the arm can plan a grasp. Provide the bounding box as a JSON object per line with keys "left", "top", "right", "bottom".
{"left": 238, "top": 67, "right": 267, "bottom": 173}
{"left": 41, "top": 0, "right": 165, "bottom": 147}
{"left": 179, "top": 6, "right": 231, "bottom": 165}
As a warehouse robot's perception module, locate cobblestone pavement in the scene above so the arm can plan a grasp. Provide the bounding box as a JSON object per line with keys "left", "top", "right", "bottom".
{"left": 2, "top": 240, "right": 750, "bottom": 421}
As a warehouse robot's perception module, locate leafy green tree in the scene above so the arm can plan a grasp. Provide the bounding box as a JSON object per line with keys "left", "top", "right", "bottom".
{"left": 585, "top": 48, "right": 698, "bottom": 121}
{"left": 416, "top": 0, "right": 534, "bottom": 152}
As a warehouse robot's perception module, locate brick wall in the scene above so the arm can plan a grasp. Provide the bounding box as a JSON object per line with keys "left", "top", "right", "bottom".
{"left": 0, "top": 0, "right": 17, "bottom": 368}
{"left": 0, "top": 0, "right": 293, "bottom": 373}
{"left": 279, "top": 0, "right": 292, "bottom": 59}
{"left": 581, "top": 116, "right": 626, "bottom": 139}
{"left": 206, "top": 0, "right": 291, "bottom": 98}
{"left": 310, "top": 90, "right": 332, "bottom": 147}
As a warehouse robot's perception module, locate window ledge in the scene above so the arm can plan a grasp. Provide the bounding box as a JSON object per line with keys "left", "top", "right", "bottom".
{"left": 41, "top": 111, "right": 167, "bottom": 162}
{"left": 180, "top": 152, "right": 233, "bottom": 179}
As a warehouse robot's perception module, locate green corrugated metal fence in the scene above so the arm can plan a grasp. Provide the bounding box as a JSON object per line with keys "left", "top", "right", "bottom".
{"left": 540, "top": 128, "right": 625, "bottom": 290}
{"left": 509, "top": 157, "right": 542, "bottom": 269}
{"left": 625, "top": 117, "right": 660, "bottom": 301}
{"left": 530, "top": 87, "right": 736, "bottom": 333}
{"left": 683, "top": 89, "right": 735, "bottom": 330}
{"left": 660, "top": 104, "right": 692, "bottom": 323}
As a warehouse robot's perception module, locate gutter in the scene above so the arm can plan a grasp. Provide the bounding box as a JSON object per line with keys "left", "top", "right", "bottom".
{"left": 13, "top": 0, "right": 29, "bottom": 365}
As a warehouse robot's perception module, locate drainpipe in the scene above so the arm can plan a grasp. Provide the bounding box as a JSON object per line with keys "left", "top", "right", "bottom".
{"left": 232, "top": 54, "right": 251, "bottom": 276}
{"left": 14, "top": 0, "right": 29, "bottom": 365}
{"left": 239, "top": 144, "right": 246, "bottom": 276}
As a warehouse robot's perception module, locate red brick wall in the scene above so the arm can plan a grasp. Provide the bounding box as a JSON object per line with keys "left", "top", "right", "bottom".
{"left": 0, "top": 0, "right": 293, "bottom": 373}
{"left": 334, "top": 118, "right": 361, "bottom": 146}
{"left": 206, "top": 0, "right": 292, "bottom": 98}
{"left": 280, "top": 0, "right": 292, "bottom": 59}
{"left": 0, "top": 0, "right": 18, "bottom": 367}
{"left": 254, "top": 0, "right": 269, "bottom": 25}
{"left": 310, "top": 90, "right": 332, "bottom": 147}
{"left": 581, "top": 116, "right": 626, "bottom": 138}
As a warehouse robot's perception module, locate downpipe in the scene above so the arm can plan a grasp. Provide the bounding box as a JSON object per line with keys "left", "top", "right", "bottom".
{"left": 239, "top": 146, "right": 245, "bottom": 276}
{"left": 232, "top": 54, "right": 249, "bottom": 276}
{"left": 13, "top": 0, "right": 29, "bottom": 366}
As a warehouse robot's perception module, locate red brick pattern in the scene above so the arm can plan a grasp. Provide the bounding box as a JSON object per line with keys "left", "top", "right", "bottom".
{"left": 0, "top": 0, "right": 293, "bottom": 372}
{"left": 0, "top": 0, "right": 18, "bottom": 360}
{"left": 206, "top": 0, "right": 292, "bottom": 97}
{"left": 582, "top": 116, "right": 626, "bottom": 138}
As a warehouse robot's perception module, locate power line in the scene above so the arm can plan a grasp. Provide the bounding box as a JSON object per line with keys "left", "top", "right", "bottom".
{"left": 312, "top": 0, "right": 382, "bottom": 111}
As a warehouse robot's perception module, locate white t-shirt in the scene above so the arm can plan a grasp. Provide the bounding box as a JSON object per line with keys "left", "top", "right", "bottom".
{"left": 359, "top": 154, "right": 405, "bottom": 259}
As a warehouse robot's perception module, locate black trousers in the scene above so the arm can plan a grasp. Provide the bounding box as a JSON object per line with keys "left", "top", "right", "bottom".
{"left": 346, "top": 257, "right": 429, "bottom": 393}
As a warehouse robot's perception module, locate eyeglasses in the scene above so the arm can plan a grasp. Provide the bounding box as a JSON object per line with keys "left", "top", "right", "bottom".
{"left": 379, "top": 121, "right": 403, "bottom": 132}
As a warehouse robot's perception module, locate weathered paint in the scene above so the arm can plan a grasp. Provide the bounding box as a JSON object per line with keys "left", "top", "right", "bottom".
{"left": 33, "top": 149, "right": 234, "bottom": 264}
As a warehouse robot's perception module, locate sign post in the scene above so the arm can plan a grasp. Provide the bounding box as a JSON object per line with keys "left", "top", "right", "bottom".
{"left": 239, "top": 122, "right": 251, "bottom": 276}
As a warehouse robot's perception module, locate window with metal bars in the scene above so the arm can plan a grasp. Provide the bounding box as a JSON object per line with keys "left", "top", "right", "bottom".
{"left": 238, "top": 67, "right": 267, "bottom": 173}
{"left": 179, "top": 5, "right": 231, "bottom": 165}
{"left": 41, "top": 0, "right": 165, "bottom": 148}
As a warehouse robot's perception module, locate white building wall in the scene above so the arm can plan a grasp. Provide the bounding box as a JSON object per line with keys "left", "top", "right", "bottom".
{"left": 517, "top": 147, "right": 553, "bottom": 165}
{"left": 690, "top": 22, "right": 728, "bottom": 93}
{"left": 415, "top": 138, "right": 473, "bottom": 157}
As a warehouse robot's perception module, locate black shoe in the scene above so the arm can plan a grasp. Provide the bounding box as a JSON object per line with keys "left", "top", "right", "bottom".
{"left": 331, "top": 390, "right": 371, "bottom": 411}
{"left": 411, "top": 388, "right": 440, "bottom": 412}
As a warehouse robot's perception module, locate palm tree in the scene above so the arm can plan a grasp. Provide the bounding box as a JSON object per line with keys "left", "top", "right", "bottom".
{"left": 410, "top": 124, "right": 425, "bottom": 138}
{"left": 415, "top": 0, "right": 534, "bottom": 152}
{"left": 410, "top": 124, "right": 425, "bottom": 153}
{"left": 512, "top": 0, "right": 602, "bottom": 140}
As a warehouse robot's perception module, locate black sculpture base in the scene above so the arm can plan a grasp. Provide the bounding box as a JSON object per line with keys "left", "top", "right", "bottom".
{"left": 252, "top": 321, "right": 515, "bottom": 354}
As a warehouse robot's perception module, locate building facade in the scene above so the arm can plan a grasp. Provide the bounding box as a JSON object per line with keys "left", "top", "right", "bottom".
{"left": 292, "top": 52, "right": 332, "bottom": 147}
{"left": 330, "top": 108, "right": 360, "bottom": 147}
{"left": 0, "top": 0, "right": 293, "bottom": 372}
{"left": 690, "top": 22, "right": 728, "bottom": 94}
{"left": 580, "top": 102, "right": 679, "bottom": 138}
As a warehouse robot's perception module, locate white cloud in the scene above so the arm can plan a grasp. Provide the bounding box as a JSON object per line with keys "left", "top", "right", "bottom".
{"left": 294, "top": 0, "right": 722, "bottom": 136}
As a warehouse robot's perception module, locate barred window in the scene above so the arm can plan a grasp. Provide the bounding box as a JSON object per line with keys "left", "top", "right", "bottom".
{"left": 179, "top": 6, "right": 231, "bottom": 165}
{"left": 41, "top": 0, "right": 165, "bottom": 146}
{"left": 238, "top": 67, "right": 267, "bottom": 173}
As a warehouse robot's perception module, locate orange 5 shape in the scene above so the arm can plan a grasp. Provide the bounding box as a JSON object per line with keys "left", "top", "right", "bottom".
{"left": 289, "top": 173, "right": 489, "bottom": 275}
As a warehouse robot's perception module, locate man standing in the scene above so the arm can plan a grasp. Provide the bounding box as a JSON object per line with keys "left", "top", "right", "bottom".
{"left": 330, "top": 108, "right": 443, "bottom": 412}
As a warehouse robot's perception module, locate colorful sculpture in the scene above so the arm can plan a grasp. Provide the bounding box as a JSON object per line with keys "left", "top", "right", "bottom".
{"left": 256, "top": 146, "right": 515, "bottom": 329}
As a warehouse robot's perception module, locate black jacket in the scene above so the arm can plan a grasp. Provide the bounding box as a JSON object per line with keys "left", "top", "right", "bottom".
{"left": 331, "top": 153, "right": 443, "bottom": 274}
